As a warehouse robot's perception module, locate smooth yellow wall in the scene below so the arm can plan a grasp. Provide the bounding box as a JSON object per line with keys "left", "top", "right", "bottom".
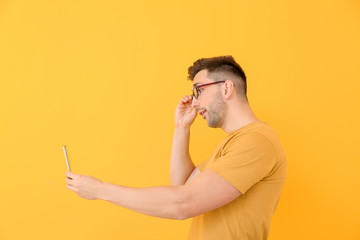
{"left": 0, "top": 0, "right": 359, "bottom": 239}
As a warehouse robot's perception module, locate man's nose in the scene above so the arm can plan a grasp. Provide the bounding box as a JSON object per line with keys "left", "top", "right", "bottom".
{"left": 191, "top": 96, "right": 200, "bottom": 108}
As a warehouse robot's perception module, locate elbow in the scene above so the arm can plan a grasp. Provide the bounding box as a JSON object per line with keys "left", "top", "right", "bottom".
{"left": 173, "top": 186, "right": 193, "bottom": 220}
{"left": 176, "top": 214, "right": 189, "bottom": 221}
{"left": 174, "top": 204, "right": 191, "bottom": 220}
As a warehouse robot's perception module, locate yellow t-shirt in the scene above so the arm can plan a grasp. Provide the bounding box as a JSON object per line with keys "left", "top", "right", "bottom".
{"left": 187, "top": 121, "right": 287, "bottom": 240}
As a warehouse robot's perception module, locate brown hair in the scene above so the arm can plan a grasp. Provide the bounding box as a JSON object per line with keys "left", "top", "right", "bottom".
{"left": 188, "top": 55, "right": 247, "bottom": 98}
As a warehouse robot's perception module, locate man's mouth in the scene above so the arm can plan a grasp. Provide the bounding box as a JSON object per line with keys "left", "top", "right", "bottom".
{"left": 199, "top": 110, "right": 207, "bottom": 119}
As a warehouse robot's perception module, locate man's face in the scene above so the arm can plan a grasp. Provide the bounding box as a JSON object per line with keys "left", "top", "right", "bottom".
{"left": 191, "top": 70, "right": 226, "bottom": 128}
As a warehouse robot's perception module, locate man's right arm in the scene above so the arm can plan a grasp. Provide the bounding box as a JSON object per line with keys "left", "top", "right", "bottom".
{"left": 170, "top": 126, "right": 195, "bottom": 186}
{"left": 170, "top": 95, "right": 198, "bottom": 186}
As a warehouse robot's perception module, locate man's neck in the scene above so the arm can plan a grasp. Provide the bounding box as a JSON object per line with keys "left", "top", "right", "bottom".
{"left": 220, "top": 102, "right": 259, "bottom": 134}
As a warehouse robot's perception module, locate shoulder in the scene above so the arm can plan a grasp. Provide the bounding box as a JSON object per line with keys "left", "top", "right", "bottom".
{"left": 225, "top": 130, "right": 275, "bottom": 150}
{"left": 225, "top": 121, "right": 279, "bottom": 148}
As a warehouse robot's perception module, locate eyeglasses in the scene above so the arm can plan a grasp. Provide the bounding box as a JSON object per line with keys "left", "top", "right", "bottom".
{"left": 192, "top": 81, "right": 225, "bottom": 99}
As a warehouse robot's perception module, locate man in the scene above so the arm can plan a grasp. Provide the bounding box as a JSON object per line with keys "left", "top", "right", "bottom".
{"left": 66, "top": 55, "right": 287, "bottom": 240}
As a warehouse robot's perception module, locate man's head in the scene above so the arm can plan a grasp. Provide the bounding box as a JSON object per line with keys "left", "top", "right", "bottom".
{"left": 187, "top": 56, "right": 248, "bottom": 128}
{"left": 188, "top": 55, "right": 248, "bottom": 102}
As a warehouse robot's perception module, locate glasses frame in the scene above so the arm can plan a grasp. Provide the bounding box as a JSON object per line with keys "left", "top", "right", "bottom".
{"left": 192, "top": 81, "right": 226, "bottom": 99}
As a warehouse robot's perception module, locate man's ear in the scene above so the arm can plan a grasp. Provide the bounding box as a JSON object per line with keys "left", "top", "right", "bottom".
{"left": 224, "top": 80, "right": 234, "bottom": 99}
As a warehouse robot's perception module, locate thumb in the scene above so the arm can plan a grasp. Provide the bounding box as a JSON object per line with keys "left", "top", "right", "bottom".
{"left": 191, "top": 106, "right": 197, "bottom": 116}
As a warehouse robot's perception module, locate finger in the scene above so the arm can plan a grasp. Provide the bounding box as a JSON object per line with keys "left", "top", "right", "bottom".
{"left": 65, "top": 178, "right": 74, "bottom": 186}
{"left": 192, "top": 107, "right": 198, "bottom": 114}
{"left": 66, "top": 171, "right": 81, "bottom": 179}
{"left": 66, "top": 185, "right": 77, "bottom": 191}
{"left": 180, "top": 96, "right": 188, "bottom": 103}
{"left": 180, "top": 95, "right": 192, "bottom": 104}
{"left": 65, "top": 171, "right": 72, "bottom": 178}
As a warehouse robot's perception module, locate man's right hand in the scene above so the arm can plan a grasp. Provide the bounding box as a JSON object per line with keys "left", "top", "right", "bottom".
{"left": 175, "top": 95, "right": 197, "bottom": 128}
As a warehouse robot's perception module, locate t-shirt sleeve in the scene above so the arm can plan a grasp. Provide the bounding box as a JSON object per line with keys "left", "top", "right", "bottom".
{"left": 209, "top": 132, "right": 277, "bottom": 194}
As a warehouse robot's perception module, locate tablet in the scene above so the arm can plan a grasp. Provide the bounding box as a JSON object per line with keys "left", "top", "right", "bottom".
{"left": 63, "top": 145, "right": 71, "bottom": 172}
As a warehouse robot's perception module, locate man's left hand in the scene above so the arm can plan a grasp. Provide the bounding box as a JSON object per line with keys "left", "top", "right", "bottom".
{"left": 65, "top": 171, "right": 104, "bottom": 200}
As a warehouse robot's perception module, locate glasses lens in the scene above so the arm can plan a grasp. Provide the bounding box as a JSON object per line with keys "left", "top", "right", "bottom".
{"left": 192, "top": 86, "right": 198, "bottom": 99}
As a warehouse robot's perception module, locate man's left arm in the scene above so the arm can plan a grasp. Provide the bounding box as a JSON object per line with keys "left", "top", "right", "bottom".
{"left": 65, "top": 169, "right": 241, "bottom": 220}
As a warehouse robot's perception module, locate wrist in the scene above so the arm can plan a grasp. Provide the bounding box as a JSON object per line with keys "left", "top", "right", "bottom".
{"left": 97, "top": 182, "right": 111, "bottom": 201}
{"left": 174, "top": 124, "right": 190, "bottom": 131}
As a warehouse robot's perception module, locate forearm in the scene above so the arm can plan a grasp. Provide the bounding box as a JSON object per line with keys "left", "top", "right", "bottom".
{"left": 170, "top": 126, "right": 195, "bottom": 186}
{"left": 98, "top": 182, "right": 188, "bottom": 220}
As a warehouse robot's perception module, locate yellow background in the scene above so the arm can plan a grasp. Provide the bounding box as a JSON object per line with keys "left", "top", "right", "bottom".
{"left": 1, "top": 0, "right": 359, "bottom": 239}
